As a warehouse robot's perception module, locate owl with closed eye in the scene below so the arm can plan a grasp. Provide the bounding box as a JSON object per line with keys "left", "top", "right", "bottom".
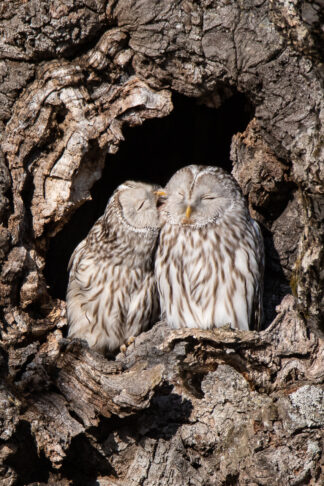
{"left": 155, "top": 165, "right": 264, "bottom": 331}
{"left": 67, "top": 181, "right": 161, "bottom": 353}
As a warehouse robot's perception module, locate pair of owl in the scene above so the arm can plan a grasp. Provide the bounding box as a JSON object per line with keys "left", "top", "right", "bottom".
{"left": 67, "top": 165, "right": 264, "bottom": 353}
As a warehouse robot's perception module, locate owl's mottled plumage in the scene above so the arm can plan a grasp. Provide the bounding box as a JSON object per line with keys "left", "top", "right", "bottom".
{"left": 67, "top": 181, "right": 160, "bottom": 352}
{"left": 155, "top": 165, "right": 264, "bottom": 331}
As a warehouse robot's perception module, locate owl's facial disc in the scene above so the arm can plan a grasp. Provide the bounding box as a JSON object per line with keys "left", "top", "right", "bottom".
{"left": 162, "top": 167, "right": 235, "bottom": 226}
{"left": 181, "top": 195, "right": 226, "bottom": 224}
{"left": 117, "top": 182, "right": 161, "bottom": 231}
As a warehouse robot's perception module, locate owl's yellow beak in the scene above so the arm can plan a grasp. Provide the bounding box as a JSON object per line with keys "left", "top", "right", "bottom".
{"left": 154, "top": 190, "right": 167, "bottom": 197}
{"left": 185, "top": 205, "right": 192, "bottom": 219}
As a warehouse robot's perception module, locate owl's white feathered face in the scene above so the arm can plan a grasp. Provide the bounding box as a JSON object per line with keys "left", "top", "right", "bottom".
{"left": 114, "top": 181, "right": 160, "bottom": 231}
{"left": 160, "top": 165, "right": 241, "bottom": 226}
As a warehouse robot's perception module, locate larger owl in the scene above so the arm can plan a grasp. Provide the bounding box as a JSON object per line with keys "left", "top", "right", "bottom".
{"left": 155, "top": 165, "right": 264, "bottom": 331}
{"left": 67, "top": 181, "right": 160, "bottom": 353}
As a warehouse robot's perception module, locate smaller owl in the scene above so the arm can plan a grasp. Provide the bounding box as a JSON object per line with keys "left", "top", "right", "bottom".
{"left": 155, "top": 165, "right": 264, "bottom": 331}
{"left": 67, "top": 181, "right": 161, "bottom": 353}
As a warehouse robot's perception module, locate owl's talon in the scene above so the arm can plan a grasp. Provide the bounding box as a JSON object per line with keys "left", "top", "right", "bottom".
{"left": 120, "top": 344, "right": 127, "bottom": 353}
{"left": 127, "top": 336, "right": 135, "bottom": 346}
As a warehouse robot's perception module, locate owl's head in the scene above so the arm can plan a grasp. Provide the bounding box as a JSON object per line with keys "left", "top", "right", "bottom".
{"left": 110, "top": 180, "right": 161, "bottom": 232}
{"left": 159, "top": 165, "right": 243, "bottom": 227}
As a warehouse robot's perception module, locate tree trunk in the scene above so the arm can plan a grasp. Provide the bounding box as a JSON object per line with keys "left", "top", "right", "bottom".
{"left": 0, "top": 1, "right": 323, "bottom": 484}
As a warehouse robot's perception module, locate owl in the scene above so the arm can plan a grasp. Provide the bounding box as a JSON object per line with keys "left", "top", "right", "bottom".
{"left": 155, "top": 165, "right": 264, "bottom": 331}
{"left": 67, "top": 181, "right": 161, "bottom": 353}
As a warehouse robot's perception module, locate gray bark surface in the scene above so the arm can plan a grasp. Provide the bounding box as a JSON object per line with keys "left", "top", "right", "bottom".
{"left": 0, "top": 1, "right": 323, "bottom": 484}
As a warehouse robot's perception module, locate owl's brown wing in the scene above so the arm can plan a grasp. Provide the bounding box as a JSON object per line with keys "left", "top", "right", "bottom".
{"left": 68, "top": 216, "right": 106, "bottom": 273}
{"left": 251, "top": 219, "right": 265, "bottom": 331}
{"left": 251, "top": 282, "right": 263, "bottom": 331}
{"left": 67, "top": 239, "right": 87, "bottom": 274}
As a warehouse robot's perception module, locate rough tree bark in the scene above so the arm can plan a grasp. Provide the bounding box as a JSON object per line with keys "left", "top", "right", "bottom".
{"left": 0, "top": 1, "right": 323, "bottom": 485}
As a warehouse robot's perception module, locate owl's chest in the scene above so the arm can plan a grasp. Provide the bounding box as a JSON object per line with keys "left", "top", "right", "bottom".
{"left": 164, "top": 228, "right": 216, "bottom": 260}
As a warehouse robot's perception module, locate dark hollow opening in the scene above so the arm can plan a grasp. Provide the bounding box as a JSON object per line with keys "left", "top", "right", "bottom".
{"left": 44, "top": 92, "right": 254, "bottom": 302}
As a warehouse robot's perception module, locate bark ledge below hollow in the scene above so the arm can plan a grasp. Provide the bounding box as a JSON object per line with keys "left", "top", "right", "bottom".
{"left": 2, "top": 296, "right": 323, "bottom": 485}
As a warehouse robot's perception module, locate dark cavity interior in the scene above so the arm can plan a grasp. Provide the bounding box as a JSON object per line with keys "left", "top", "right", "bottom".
{"left": 44, "top": 92, "right": 254, "bottom": 301}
